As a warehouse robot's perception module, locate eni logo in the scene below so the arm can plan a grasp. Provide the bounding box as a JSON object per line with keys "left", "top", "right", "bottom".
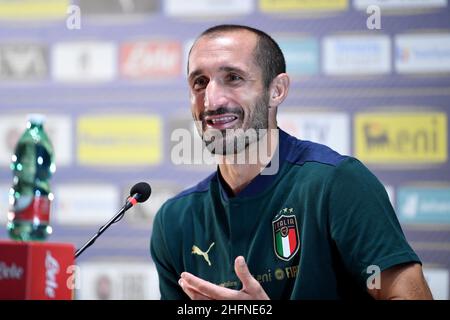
{"left": 192, "top": 242, "right": 215, "bottom": 266}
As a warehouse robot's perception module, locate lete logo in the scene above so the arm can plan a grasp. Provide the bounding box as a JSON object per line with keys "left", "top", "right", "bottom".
{"left": 45, "top": 251, "right": 60, "bottom": 298}
{"left": 0, "top": 261, "right": 24, "bottom": 280}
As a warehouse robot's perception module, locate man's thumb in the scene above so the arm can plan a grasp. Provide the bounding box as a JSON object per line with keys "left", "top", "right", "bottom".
{"left": 234, "top": 256, "right": 256, "bottom": 290}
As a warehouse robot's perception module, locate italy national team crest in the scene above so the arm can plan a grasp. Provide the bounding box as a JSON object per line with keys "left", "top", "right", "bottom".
{"left": 272, "top": 209, "right": 300, "bottom": 261}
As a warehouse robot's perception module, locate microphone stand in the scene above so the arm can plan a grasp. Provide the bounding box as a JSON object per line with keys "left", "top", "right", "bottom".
{"left": 74, "top": 199, "right": 135, "bottom": 259}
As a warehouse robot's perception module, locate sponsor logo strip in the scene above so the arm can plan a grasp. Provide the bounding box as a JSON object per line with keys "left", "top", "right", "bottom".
{"left": 278, "top": 111, "right": 350, "bottom": 155}
{"left": 0, "top": 115, "right": 72, "bottom": 166}
{"left": 52, "top": 42, "right": 117, "bottom": 82}
{"left": 55, "top": 184, "right": 120, "bottom": 225}
{"left": 396, "top": 34, "right": 450, "bottom": 74}
{"left": 164, "top": 0, "right": 253, "bottom": 17}
{"left": 398, "top": 186, "right": 450, "bottom": 223}
{"left": 323, "top": 35, "right": 391, "bottom": 75}
{"left": 120, "top": 41, "right": 182, "bottom": 78}
{"left": 79, "top": 0, "right": 158, "bottom": 15}
{"left": 0, "top": 0, "right": 69, "bottom": 19}
{"left": 77, "top": 115, "right": 162, "bottom": 166}
{"left": 277, "top": 37, "right": 319, "bottom": 76}
{"left": 355, "top": 113, "right": 447, "bottom": 164}
{"left": 260, "top": 0, "right": 348, "bottom": 12}
{"left": 0, "top": 44, "right": 47, "bottom": 80}
{"left": 354, "top": 0, "right": 447, "bottom": 10}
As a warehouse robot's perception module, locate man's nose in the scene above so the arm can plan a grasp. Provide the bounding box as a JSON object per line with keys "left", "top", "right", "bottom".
{"left": 204, "top": 80, "right": 227, "bottom": 110}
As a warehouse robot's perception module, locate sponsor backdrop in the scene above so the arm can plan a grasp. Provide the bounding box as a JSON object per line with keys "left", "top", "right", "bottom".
{"left": 0, "top": 0, "right": 449, "bottom": 299}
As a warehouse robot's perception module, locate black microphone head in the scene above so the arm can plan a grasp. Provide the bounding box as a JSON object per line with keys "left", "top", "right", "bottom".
{"left": 130, "top": 182, "right": 151, "bottom": 203}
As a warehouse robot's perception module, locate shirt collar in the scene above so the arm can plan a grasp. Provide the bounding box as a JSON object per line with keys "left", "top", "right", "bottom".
{"left": 217, "top": 128, "right": 291, "bottom": 201}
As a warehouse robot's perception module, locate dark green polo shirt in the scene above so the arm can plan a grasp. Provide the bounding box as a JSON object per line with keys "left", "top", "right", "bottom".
{"left": 150, "top": 129, "right": 420, "bottom": 300}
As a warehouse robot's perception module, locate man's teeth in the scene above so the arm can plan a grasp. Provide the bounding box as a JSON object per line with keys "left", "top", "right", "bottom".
{"left": 211, "top": 116, "right": 236, "bottom": 124}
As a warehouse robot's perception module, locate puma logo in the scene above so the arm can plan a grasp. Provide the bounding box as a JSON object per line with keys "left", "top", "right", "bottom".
{"left": 191, "top": 242, "right": 215, "bottom": 266}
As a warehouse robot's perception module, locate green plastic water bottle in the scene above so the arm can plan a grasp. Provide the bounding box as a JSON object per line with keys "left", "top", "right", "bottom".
{"left": 7, "top": 114, "right": 56, "bottom": 241}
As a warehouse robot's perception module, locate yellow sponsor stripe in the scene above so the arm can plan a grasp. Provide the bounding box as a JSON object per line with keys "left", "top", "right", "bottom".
{"left": 77, "top": 115, "right": 162, "bottom": 166}
{"left": 0, "top": 0, "right": 69, "bottom": 19}
{"left": 259, "top": 0, "right": 348, "bottom": 12}
{"left": 354, "top": 113, "right": 447, "bottom": 163}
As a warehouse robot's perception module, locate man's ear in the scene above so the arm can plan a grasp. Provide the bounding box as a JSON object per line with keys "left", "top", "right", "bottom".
{"left": 268, "top": 73, "right": 290, "bottom": 108}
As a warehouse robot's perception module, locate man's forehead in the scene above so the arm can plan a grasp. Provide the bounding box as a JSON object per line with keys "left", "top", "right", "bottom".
{"left": 192, "top": 30, "right": 257, "bottom": 52}
{"left": 188, "top": 31, "right": 258, "bottom": 73}
{"left": 202, "top": 34, "right": 235, "bottom": 47}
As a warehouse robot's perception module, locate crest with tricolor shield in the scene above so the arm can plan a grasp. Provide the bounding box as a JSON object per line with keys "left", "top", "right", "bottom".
{"left": 272, "top": 214, "right": 300, "bottom": 261}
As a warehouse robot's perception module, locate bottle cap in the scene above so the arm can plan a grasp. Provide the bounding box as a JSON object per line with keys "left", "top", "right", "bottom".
{"left": 27, "top": 114, "right": 46, "bottom": 125}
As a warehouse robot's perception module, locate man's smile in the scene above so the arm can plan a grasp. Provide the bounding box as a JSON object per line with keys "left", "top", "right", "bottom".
{"left": 204, "top": 114, "right": 239, "bottom": 130}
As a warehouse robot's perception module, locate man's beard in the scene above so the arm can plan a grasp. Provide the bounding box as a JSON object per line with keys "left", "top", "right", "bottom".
{"left": 194, "top": 92, "right": 270, "bottom": 155}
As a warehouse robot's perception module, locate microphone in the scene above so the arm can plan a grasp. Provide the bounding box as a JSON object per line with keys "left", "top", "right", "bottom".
{"left": 74, "top": 182, "right": 152, "bottom": 259}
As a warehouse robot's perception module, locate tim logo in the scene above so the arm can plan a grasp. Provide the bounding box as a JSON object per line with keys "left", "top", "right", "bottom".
{"left": 355, "top": 113, "right": 447, "bottom": 163}
{"left": 45, "top": 251, "right": 60, "bottom": 298}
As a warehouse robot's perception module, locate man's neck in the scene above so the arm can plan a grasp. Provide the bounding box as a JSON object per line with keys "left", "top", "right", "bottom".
{"left": 217, "top": 129, "right": 279, "bottom": 196}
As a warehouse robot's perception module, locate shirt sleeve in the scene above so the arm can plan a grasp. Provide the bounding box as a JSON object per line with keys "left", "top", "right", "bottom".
{"left": 150, "top": 206, "right": 187, "bottom": 300}
{"left": 328, "top": 157, "right": 421, "bottom": 289}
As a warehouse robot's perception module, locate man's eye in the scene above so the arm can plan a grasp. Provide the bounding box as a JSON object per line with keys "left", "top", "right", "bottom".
{"left": 227, "top": 74, "right": 243, "bottom": 82}
{"left": 193, "top": 77, "right": 208, "bottom": 90}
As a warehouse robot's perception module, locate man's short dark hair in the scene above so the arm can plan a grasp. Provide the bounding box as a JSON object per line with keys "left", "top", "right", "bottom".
{"left": 189, "top": 24, "right": 286, "bottom": 89}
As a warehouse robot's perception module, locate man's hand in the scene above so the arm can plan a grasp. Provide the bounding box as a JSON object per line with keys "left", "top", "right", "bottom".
{"left": 178, "top": 256, "right": 270, "bottom": 300}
